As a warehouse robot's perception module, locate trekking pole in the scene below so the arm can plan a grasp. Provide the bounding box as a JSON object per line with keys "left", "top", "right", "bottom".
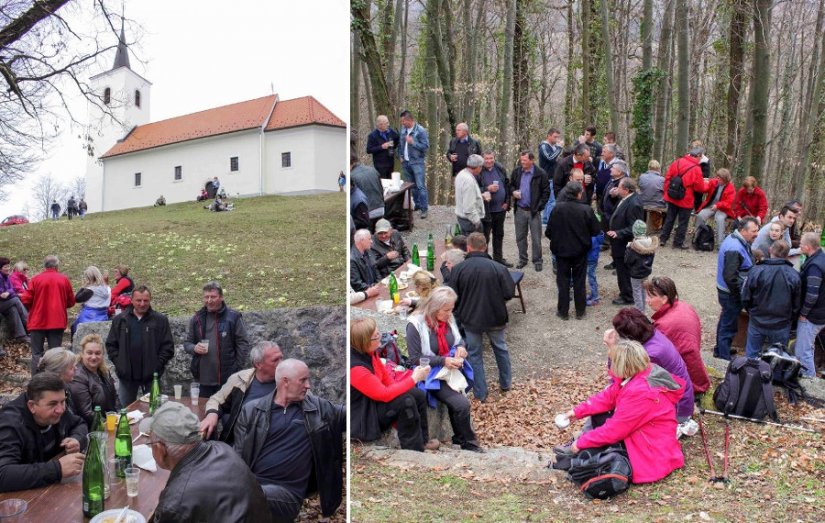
{"left": 702, "top": 409, "right": 819, "bottom": 433}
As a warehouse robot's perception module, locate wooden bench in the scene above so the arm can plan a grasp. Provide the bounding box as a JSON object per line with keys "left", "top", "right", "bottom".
{"left": 510, "top": 271, "right": 526, "bottom": 313}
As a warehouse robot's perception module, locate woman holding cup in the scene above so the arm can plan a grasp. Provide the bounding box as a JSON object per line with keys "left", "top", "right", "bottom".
{"left": 406, "top": 287, "right": 482, "bottom": 452}
{"left": 68, "top": 334, "right": 120, "bottom": 429}
{"left": 350, "top": 317, "right": 437, "bottom": 452}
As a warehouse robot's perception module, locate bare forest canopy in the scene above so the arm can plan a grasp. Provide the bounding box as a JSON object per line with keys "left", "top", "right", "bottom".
{"left": 351, "top": 0, "right": 825, "bottom": 220}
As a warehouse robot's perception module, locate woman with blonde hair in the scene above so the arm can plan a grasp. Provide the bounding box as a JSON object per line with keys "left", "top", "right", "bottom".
{"left": 399, "top": 270, "right": 438, "bottom": 311}
{"left": 71, "top": 266, "right": 111, "bottom": 336}
{"left": 350, "top": 317, "right": 436, "bottom": 451}
{"left": 9, "top": 260, "right": 30, "bottom": 295}
{"left": 406, "top": 287, "right": 481, "bottom": 452}
{"left": 556, "top": 338, "right": 685, "bottom": 484}
{"left": 68, "top": 334, "right": 119, "bottom": 428}
{"left": 36, "top": 347, "right": 79, "bottom": 413}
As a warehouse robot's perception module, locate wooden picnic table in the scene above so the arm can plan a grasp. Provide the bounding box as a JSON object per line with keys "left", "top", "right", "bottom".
{"left": 353, "top": 240, "right": 447, "bottom": 311}
{"left": 383, "top": 181, "right": 415, "bottom": 231}
{"left": 0, "top": 397, "right": 207, "bottom": 522}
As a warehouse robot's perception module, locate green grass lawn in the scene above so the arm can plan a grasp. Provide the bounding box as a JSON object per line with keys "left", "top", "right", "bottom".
{"left": 0, "top": 193, "right": 347, "bottom": 316}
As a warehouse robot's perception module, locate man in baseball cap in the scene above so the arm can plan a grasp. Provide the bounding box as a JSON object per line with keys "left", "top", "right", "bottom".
{"left": 370, "top": 218, "right": 411, "bottom": 278}
{"left": 144, "top": 402, "right": 272, "bottom": 523}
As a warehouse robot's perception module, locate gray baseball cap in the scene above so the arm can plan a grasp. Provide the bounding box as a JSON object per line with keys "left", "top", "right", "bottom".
{"left": 139, "top": 402, "right": 201, "bottom": 444}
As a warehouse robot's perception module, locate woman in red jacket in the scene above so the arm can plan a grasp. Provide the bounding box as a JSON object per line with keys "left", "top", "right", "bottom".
{"left": 559, "top": 339, "right": 685, "bottom": 484}
{"left": 733, "top": 176, "right": 769, "bottom": 224}
{"left": 694, "top": 168, "right": 736, "bottom": 248}
{"left": 645, "top": 276, "right": 710, "bottom": 394}
{"left": 350, "top": 317, "right": 437, "bottom": 451}
{"left": 108, "top": 263, "right": 134, "bottom": 316}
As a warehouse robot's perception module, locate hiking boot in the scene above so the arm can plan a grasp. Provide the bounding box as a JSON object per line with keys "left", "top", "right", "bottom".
{"left": 604, "top": 262, "right": 615, "bottom": 270}
{"left": 575, "top": 312, "right": 585, "bottom": 320}
{"left": 420, "top": 210, "right": 428, "bottom": 219}
{"left": 495, "top": 258, "right": 514, "bottom": 268}
{"left": 424, "top": 439, "right": 441, "bottom": 451}
{"left": 461, "top": 441, "right": 485, "bottom": 453}
{"left": 534, "top": 262, "right": 543, "bottom": 272}
{"left": 553, "top": 438, "right": 575, "bottom": 455}
{"left": 556, "top": 311, "right": 569, "bottom": 321}
{"left": 516, "top": 261, "right": 528, "bottom": 269}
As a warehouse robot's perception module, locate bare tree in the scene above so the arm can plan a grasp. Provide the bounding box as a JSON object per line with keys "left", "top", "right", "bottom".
{"left": 30, "top": 173, "right": 68, "bottom": 221}
{"left": 0, "top": 0, "right": 140, "bottom": 201}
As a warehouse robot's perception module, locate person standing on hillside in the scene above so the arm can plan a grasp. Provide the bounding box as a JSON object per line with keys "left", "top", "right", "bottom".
{"left": 659, "top": 143, "right": 705, "bottom": 249}
{"left": 184, "top": 282, "right": 250, "bottom": 398}
{"left": 446, "top": 123, "right": 482, "bottom": 177}
{"left": 511, "top": 151, "right": 550, "bottom": 271}
{"left": 454, "top": 154, "right": 486, "bottom": 235}
{"left": 20, "top": 255, "right": 76, "bottom": 374}
{"left": 365, "top": 115, "right": 400, "bottom": 179}
{"left": 78, "top": 198, "right": 88, "bottom": 219}
{"left": 539, "top": 128, "right": 563, "bottom": 226}
{"left": 50, "top": 200, "right": 60, "bottom": 221}
{"left": 106, "top": 285, "right": 175, "bottom": 404}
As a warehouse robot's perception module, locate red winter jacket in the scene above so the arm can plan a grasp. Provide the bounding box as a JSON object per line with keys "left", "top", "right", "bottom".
{"left": 651, "top": 299, "right": 711, "bottom": 393}
{"left": 733, "top": 186, "right": 769, "bottom": 221}
{"left": 663, "top": 155, "right": 703, "bottom": 209}
{"left": 350, "top": 351, "right": 415, "bottom": 402}
{"left": 697, "top": 178, "right": 736, "bottom": 219}
{"left": 20, "top": 268, "right": 76, "bottom": 330}
{"left": 574, "top": 365, "right": 685, "bottom": 484}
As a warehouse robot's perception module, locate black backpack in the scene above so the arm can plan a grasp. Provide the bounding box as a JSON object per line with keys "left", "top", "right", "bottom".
{"left": 553, "top": 444, "right": 632, "bottom": 500}
{"left": 377, "top": 331, "right": 408, "bottom": 367}
{"left": 713, "top": 357, "right": 779, "bottom": 422}
{"left": 693, "top": 223, "right": 715, "bottom": 251}
{"left": 667, "top": 164, "right": 698, "bottom": 200}
{"left": 762, "top": 344, "right": 805, "bottom": 404}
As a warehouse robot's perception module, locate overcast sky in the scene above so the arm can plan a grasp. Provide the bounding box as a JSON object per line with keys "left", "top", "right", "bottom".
{"left": 3, "top": 0, "right": 349, "bottom": 218}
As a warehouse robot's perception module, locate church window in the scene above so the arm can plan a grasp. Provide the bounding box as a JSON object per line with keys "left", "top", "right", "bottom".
{"left": 230, "top": 157, "right": 239, "bottom": 172}
{"left": 104, "top": 87, "right": 111, "bottom": 105}
{"left": 134, "top": 172, "right": 141, "bottom": 186}
{"left": 174, "top": 166, "right": 182, "bottom": 180}
{"left": 281, "top": 152, "right": 291, "bottom": 168}
{"left": 135, "top": 90, "right": 141, "bottom": 108}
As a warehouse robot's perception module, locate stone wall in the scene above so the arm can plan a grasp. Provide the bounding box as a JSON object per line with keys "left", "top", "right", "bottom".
{"left": 73, "top": 305, "right": 346, "bottom": 403}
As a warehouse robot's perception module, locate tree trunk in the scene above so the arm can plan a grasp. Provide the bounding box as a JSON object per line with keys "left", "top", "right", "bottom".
{"left": 600, "top": 0, "right": 620, "bottom": 135}
{"left": 747, "top": 0, "right": 772, "bottom": 183}
{"left": 802, "top": 3, "right": 825, "bottom": 206}
{"left": 654, "top": 0, "right": 675, "bottom": 162}
{"left": 387, "top": 0, "right": 405, "bottom": 103}
{"left": 564, "top": 0, "right": 576, "bottom": 138}
{"left": 351, "top": 0, "right": 394, "bottom": 119}
{"left": 351, "top": 35, "right": 361, "bottom": 155}
{"left": 397, "top": 0, "right": 410, "bottom": 108}
{"left": 794, "top": 0, "right": 825, "bottom": 195}
{"left": 581, "top": 0, "right": 593, "bottom": 126}
{"left": 499, "top": 0, "right": 517, "bottom": 165}
{"left": 675, "top": 0, "right": 690, "bottom": 155}
{"left": 512, "top": 0, "right": 531, "bottom": 152}
{"left": 641, "top": 0, "right": 653, "bottom": 71}
{"left": 725, "top": 0, "right": 747, "bottom": 171}
{"left": 427, "top": 0, "right": 457, "bottom": 131}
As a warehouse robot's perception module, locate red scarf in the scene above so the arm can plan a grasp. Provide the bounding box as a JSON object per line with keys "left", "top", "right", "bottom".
{"left": 435, "top": 321, "right": 451, "bottom": 357}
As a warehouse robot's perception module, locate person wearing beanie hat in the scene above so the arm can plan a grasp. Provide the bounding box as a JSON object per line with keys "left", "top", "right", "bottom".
{"left": 144, "top": 402, "right": 272, "bottom": 523}
{"left": 0, "top": 256, "right": 30, "bottom": 351}
{"left": 625, "top": 219, "right": 659, "bottom": 313}
{"left": 370, "top": 218, "right": 411, "bottom": 278}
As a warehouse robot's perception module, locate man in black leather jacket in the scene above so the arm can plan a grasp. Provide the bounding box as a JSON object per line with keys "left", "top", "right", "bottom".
{"left": 147, "top": 402, "right": 272, "bottom": 523}
{"left": 234, "top": 359, "right": 345, "bottom": 522}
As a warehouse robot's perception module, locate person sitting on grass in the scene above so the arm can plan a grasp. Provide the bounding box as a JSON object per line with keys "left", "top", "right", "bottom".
{"left": 155, "top": 195, "right": 166, "bottom": 207}
{"left": 556, "top": 339, "right": 685, "bottom": 484}
{"left": 349, "top": 317, "right": 435, "bottom": 452}
{"left": 624, "top": 220, "right": 658, "bottom": 313}
{"left": 0, "top": 372, "right": 88, "bottom": 493}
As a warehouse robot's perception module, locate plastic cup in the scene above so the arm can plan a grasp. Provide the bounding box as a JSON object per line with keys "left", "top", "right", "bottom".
{"left": 0, "top": 499, "right": 27, "bottom": 520}
{"left": 124, "top": 467, "right": 140, "bottom": 497}
{"left": 419, "top": 357, "right": 430, "bottom": 368}
{"left": 106, "top": 411, "right": 117, "bottom": 432}
{"left": 160, "top": 394, "right": 169, "bottom": 405}
{"left": 555, "top": 414, "right": 570, "bottom": 429}
{"left": 190, "top": 382, "right": 200, "bottom": 405}
{"left": 173, "top": 385, "right": 182, "bottom": 400}
{"left": 200, "top": 340, "right": 209, "bottom": 354}
{"left": 399, "top": 307, "right": 408, "bottom": 321}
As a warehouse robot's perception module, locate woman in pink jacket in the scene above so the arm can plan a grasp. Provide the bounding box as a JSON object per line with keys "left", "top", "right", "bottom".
{"left": 561, "top": 339, "right": 685, "bottom": 484}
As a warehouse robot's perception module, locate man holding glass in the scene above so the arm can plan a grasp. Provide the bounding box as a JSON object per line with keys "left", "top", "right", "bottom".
{"left": 184, "top": 281, "right": 250, "bottom": 398}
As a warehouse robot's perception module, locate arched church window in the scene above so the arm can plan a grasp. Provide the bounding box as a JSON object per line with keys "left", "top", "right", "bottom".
{"left": 135, "top": 90, "right": 141, "bottom": 108}
{"left": 103, "top": 87, "right": 111, "bottom": 105}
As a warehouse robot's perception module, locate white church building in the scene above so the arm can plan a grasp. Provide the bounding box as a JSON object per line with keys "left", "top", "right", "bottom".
{"left": 85, "top": 31, "right": 346, "bottom": 212}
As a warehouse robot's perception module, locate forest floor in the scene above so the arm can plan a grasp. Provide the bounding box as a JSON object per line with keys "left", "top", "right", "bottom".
{"left": 351, "top": 205, "right": 825, "bottom": 522}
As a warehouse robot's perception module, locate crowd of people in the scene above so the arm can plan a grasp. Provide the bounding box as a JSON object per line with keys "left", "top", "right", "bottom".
{"left": 0, "top": 258, "right": 345, "bottom": 522}
{"left": 49, "top": 196, "right": 88, "bottom": 221}
{"left": 350, "top": 115, "right": 825, "bottom": 489}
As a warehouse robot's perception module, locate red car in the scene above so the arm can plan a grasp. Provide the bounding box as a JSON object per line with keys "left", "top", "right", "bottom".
{"left": 0, "top": 215, "right": 29, "bottom": 227}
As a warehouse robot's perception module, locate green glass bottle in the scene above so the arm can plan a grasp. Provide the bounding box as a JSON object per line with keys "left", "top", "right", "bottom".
{"left": 426, "top": 233, "right": 435, "bottom": 271}
{"left": 389, "top": 273, "right": 399, "bottom": 304}
{"left": 454, "top": 223, "right": 461, "bottom": 237}
{"left": 411, "top": 243, "right": 420, "bottom": 266}
{"left": 445, "top": 225, "right": 453, "bottom": 248}
{"left": 114, "top": 409, "right": 132, "bottom": 478}
{"left": 149, "top": 372, "right": 160, "bottom": 415}
{"left": 82, "top": 432, "right": 105, "bottom": 518}
{"left": 92, "top": 406, "right": 105, "bottom": 433}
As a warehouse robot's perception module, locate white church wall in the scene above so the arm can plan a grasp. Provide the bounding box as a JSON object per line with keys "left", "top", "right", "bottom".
{"left": 100, "top": 130, "right": 261, "bottom": 211}
{"left": 263, "top": 125, "right": 346, "bottom": 193}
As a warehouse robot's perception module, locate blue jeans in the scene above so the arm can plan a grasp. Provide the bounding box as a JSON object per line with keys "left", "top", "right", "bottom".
{"left": 714, "top": 290, "right": 741, "bottom": 360}
{"left": 541, "top": 183, "right": 556, "bottom": 225}
{"left": 464, "top": 328, "right": 511, "bottom": 402}
{"left": 745, "top": 323, "right": 791, "bottom": 359}
{"left": 587, "top": 261, "right": 599, "bottom": 300}
{"left": 401, "top": 161, "right": 428, "bottom": 213}
{"left": 794, "top": 319, "right": 823, "bottom": 377}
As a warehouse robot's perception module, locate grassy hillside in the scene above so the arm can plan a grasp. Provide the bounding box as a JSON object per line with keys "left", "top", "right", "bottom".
{"left": 0, "top": 193, "right": 347, "bottom": 317}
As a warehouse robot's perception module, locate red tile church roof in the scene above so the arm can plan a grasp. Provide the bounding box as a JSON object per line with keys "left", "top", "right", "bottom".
{"left": 101, "top": 95, "right": 344, "bottom": 159}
